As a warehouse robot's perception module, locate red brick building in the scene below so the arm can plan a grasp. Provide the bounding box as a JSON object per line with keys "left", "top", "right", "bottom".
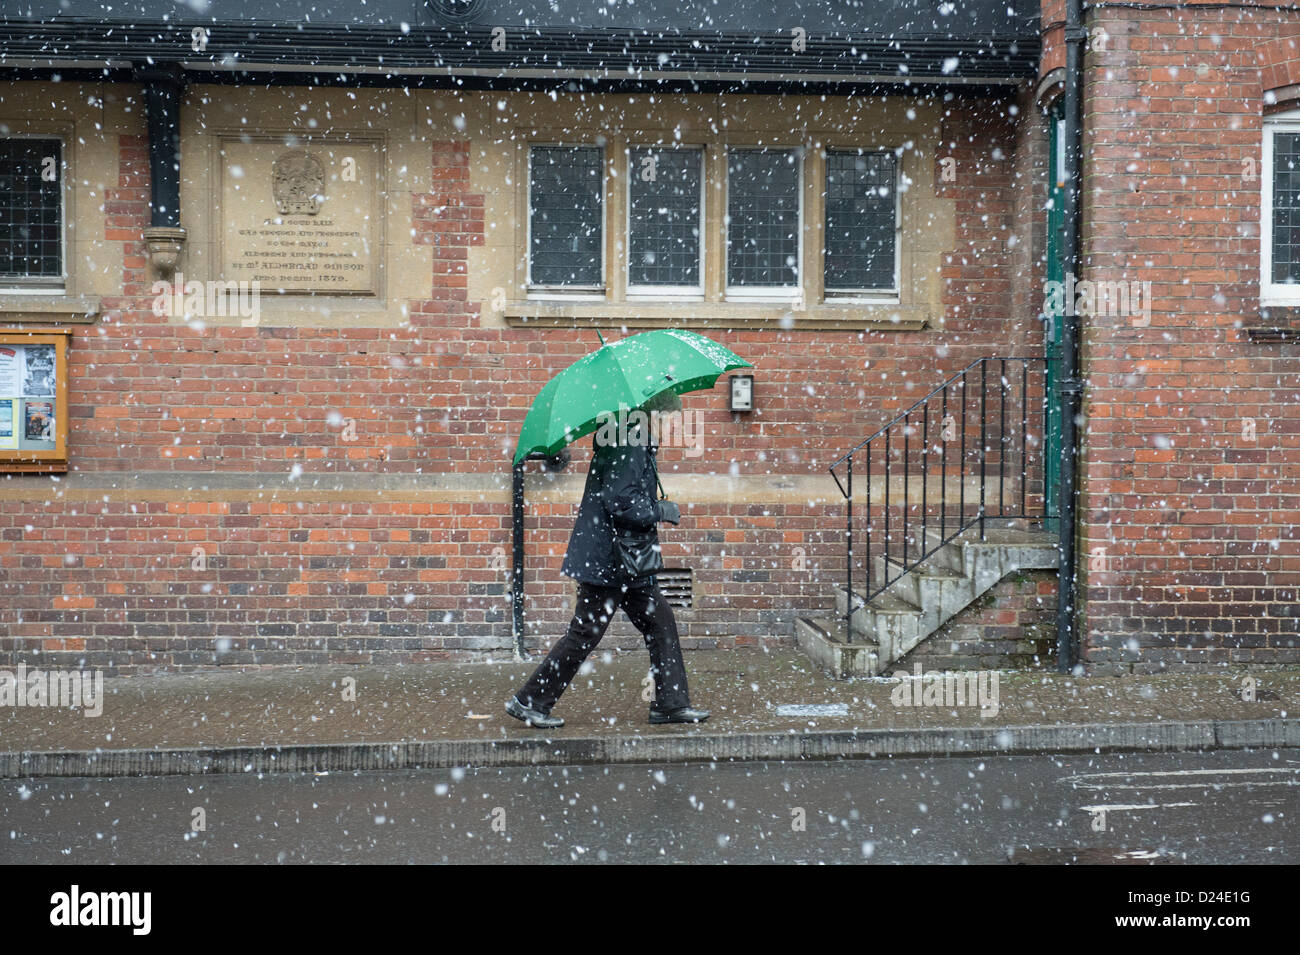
{"left": 1064, "top": 1, "right": 1300, "bottom": 670}
{"left": 0, "top": 0, "right": 1295, "bottom": 674}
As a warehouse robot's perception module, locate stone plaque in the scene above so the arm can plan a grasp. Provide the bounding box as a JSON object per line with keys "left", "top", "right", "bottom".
{"left": 219, "top": 137, "right": 381, "bottom": 294}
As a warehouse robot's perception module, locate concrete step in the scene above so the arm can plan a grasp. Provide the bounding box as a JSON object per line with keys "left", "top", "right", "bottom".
{"left": 832, "top": 588, "right": 927, "bottom": 668}
{"left": 923, "top": 525, "right": 1058, "bottom": 587}
{"left": 802, "top": 522, "right": 1060, "bottom": 679}
{"left": 876, "top": 555, "right": 976, "bottom": 619}
{"left": 795, "top": 616, "right": 880, "bottom": 680}
{"left": 834, "top": 583, "right": 929, "bottom": 653}
{"left": 862, "top": 592, "right": 929, "bottom": 665}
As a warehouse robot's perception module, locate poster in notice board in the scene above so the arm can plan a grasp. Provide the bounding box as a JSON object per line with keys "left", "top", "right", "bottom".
{"left": 0, "top": 332, "right": 68, "bottom": 469}
{"left": 0, "top": 345, "right": 19, "bottom": 397}
{"left": 0, "top": 398, "right": 15, "bottom": 450}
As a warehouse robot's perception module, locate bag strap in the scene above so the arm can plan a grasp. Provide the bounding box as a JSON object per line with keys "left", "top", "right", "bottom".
{"left": 649, "top": 444, "right": 666, "bottom": 500}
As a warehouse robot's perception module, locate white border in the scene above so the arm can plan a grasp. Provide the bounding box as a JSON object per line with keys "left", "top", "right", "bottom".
{"left": 1262, "top": 111, "right": 1300, "bottom": 305}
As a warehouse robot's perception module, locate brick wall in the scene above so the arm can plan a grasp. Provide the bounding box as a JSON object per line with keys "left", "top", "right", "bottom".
{"left": 900, "top": 570, "right": 1058, "bottom": 671}
{"left": 1080, "top": 5, "right": 1300, "bottom": 672}
{"left": 0, "top": 89, "right": 1047, "bottom": 674}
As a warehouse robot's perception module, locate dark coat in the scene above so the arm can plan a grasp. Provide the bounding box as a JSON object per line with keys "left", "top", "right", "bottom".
{"left": 561, "top": 429, "right": 663, "bottom": 586}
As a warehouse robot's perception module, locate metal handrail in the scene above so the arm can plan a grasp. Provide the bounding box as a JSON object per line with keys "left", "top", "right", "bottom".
{"left": 828, "top": 357, "right": 1053, "bottom": 638}
{"left": 829, "top": 357, "right": 974, "bottom": 489}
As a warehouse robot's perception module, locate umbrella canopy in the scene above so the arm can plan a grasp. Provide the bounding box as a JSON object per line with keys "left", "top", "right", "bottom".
{"left": 513, "top": 329, "right": 752, "bottom": 465}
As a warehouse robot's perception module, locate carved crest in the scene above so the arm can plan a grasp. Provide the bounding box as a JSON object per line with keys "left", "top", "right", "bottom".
{"left": 428, "top": 0, "right": 485, "bottom": 24}
{"left": 272, "top": 150, "right": 325, "bottom": 215}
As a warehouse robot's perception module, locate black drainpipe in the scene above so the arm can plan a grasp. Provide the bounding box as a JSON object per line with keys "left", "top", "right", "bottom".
{"left": 138, "top": 65, "right": 184, "bottom": 228}
{"left": 511, "top": 451, "right": 559, "bottom": 658}
{"left": 511, "top": 461, "right": 528, "bottom": 658}
{"left": 1056, "top": 0, "right": 1086, "bottom": 673}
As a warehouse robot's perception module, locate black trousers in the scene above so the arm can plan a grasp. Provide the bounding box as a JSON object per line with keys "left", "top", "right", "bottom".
{"left": 515, "top": 578, "right": 691, "bottom": 714}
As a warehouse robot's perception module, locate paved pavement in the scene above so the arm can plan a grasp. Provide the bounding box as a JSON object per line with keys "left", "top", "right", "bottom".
{"left": 2, "top": 651, "right": 1297, "bottom": 776}
{"left": 4, "top": 749, "right": 1296, "bottom": 863}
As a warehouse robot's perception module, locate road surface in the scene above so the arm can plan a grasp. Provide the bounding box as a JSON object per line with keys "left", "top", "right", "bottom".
{"left": 3, "top": 749, "right": 1296, "bottom": 864}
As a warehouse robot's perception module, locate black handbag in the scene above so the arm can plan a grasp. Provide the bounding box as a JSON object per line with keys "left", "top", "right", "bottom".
{"left": 614, "top": 525, "right": 664, "bottom": 579}
{"left": 612, "top": 448, "right": 667, "bottom": 580}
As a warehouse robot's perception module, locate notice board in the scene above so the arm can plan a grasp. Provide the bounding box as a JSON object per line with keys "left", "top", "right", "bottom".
{"left": 0, "top": 329, "right": 69, "bottom": 473}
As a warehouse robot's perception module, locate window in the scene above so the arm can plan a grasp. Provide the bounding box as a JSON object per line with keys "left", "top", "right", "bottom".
{"left": 0, "top": 138, "right": 63, "bottom": 285}
{"left": 528, "top": 145, "right": 604, "bottom": 288}
{"left": 627, "top": 146, "right": 703, "bottom": 293}
{"left": 726, "top": 148, "right": 800, "bottom": 292}
{"left": 1264, "top": 114, "right": 1300, "bottom": 302}
{"left": 824, "top": 149, "right": 897, "bottom": 293}
{"left": 509, "top": 134, "right": 918, "bottom": 327}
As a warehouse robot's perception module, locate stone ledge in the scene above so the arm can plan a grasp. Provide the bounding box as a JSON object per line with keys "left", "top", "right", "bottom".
{"left": 1245, "top": 326, "right": 1300, "bottom": 342}
{"left": 1247, "top": 305, "right": 1300, "bottom": 340}
{"left": 0, "top": 294, "right": 100, "bottom": 323}
{"left": 0, "top": 469, "right": 846, "bottom": 505}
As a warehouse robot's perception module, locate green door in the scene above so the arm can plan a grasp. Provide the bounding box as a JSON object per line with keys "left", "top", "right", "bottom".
{"left": 1044, "top": 101, "right": 1066, "bottom": 525}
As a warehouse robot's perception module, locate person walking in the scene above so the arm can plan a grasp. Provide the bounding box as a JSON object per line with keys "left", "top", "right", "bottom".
{"left": 506, "top": 391, "right": 709, "bottom": 729}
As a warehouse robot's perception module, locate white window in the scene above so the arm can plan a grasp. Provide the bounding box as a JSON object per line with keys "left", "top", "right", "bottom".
{"left": 1262, "top": 111, "right": 1300, "bottom": 304}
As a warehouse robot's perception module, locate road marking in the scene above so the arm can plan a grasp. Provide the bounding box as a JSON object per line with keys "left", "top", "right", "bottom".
{"left": 1079, "top": 802, "right": 1199, "bottom": 812}
{"left": 775, "top": 703, "right": 849, "bottom": 717}
{"left": 1063, "top": 767, "right": 1300, "bottom": 791}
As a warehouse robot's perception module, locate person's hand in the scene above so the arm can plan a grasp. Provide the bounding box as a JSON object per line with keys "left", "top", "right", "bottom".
{"left": 658, "top": 500, "right": 681, "bottom": 525}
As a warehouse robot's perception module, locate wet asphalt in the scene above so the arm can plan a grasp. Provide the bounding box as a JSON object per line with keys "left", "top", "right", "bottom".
{"left": 3, "top": 748, "right": 1297, "bottom": 864}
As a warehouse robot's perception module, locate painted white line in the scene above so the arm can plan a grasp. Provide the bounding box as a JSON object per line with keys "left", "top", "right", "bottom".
{"left": 775, "top": 703, "right": 849, "bottom": 717}
{"left": 1064, "top": 767, "right": 1300, "bottom": 790}
{"left": 1079, "top": 802, "right": 1199, "bottom": 812}
{"left": 1072, "top": 767, "right": 1300, "bottom": 780}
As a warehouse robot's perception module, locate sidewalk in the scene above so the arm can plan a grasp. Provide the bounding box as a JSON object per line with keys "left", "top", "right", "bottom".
{"left": 2, "top": 650, "right": 1297, "bottom": 777}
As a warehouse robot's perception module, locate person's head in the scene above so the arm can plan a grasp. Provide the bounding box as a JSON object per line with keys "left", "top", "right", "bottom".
{"left": 641, "top": 389, "right": 682, "bottom": 416}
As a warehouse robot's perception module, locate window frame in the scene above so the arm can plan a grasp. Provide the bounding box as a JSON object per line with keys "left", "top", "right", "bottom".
{"left": 1262, "top": 111, "right": 1300, "bottom": 305}
{"left": 624, "top": 143, "right": 706, "bottom": 300}
{"left": 723, "top": 146, "right": 805, "bottom": 301}
{"left": 822, "top": 146, "right": 902, "bottom": 301}
{"left": 0, "top": 132, "right": 68, "bottom": 293}
{"left": 504, "top": 125, "right": 927, "bottom": 329}
{"left": 525, "top": 142, "right": 607, "bottom": 296}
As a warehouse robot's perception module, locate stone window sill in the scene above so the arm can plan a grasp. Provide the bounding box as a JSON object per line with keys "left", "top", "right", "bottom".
{"left": 503, "top": 300, "right": 928, "bottom": 331}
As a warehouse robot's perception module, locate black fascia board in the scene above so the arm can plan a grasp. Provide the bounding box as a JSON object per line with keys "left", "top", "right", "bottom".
{"left": 0, "top": 65, "right": 1026, "bottom": 99}
{"left": 0, "top": 1, "right": 1040, "bottom": 82}
{"left": 3, "top": 0, "right": 1037, "bottom": 36}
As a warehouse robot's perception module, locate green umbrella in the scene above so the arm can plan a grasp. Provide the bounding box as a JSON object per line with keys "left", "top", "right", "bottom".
{"left": 513, "top": 329, "right": 752, "bottom": 465}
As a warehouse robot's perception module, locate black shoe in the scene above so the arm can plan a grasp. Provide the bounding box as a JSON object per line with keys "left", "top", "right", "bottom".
{"left": 648, "top": 704, "right": 710, "bottom": 725}
{"left": 505, "top": 696, "right": 565, "bottom": 729}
